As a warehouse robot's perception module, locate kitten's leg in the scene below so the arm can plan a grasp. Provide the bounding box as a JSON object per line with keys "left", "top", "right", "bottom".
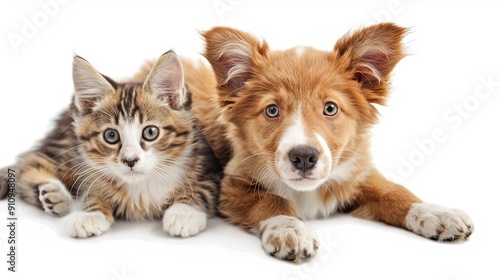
{"left": 0, "top": 167, "right": 12, "bottom": 199}
{"left": 3, "top": 154, "right": 72, "bottom": 216}
{"left": 65, "top": 196, "right": 114, "bottom": 238}
{"left": 351, "top": 170, "right": 474, "bottom": 242}
{"left": 162, "top": 203, "right": 207, "bottom": 238}
{"left": 218, "top": 176, "right": 318, "bottom": 262}
{"left": 162, "top": 180, "right": 216, "bottom": 238}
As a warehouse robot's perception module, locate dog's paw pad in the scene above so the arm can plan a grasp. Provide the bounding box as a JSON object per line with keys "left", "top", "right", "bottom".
{"left": 406, "top": 203, "right": 474, "bottom": 242}
{"left": 163, "top": 203, "right": 207, "bottom": 238}
{"left": 38, "top": 179, "right": 72, "bottom": 216}
{"left": 64, "top": 211, "right": 111, "bottom": 238}
{"left": 260, "top": 215, "right": 319, "bottom": 262}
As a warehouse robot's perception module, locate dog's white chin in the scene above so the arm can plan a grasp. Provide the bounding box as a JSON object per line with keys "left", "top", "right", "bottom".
{"left": 284, "top": 178, "right": 326, "bottom": 192}
{"left": 276, "top": 164, "right": 328, "bottom": 192}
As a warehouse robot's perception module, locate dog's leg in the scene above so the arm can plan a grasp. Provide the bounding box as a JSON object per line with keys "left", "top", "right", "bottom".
{"left": 219, "top": 176, "right": 319, "bottom": 262}
{"left": 351, "top": 170, "right": 474, "bottom": 241}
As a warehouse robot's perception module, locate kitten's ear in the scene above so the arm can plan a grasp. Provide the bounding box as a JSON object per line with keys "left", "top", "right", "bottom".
{"left": 202, "top": 27, "right": 268, "bottom": 97}
{"left": 143, "top": 51, "right": 187, "bottom": 110}
{"left": 73, "top": 55, "right": 116, "bottom": 114}
{"left": 331, "top": 23, "right": 406, "bottom": 105}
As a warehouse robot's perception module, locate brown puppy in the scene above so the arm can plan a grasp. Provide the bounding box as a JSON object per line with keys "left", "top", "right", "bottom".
{"left": 185, "top": 23, "right": 474, "bottom": 262}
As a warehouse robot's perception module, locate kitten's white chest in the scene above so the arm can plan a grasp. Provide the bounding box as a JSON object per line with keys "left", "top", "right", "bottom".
{"left": 124, "top": 177, "right": 174, "bottom": 211}
{"left": 119, "top": 144, "right": 193, "bottom": 220}
{"left": 121, "top": 167, "right": 188, "bottom": 220}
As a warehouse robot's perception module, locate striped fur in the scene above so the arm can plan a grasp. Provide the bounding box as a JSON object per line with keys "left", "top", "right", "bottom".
{"left": 0, "top": 51, "right": 221, "bottom": 238}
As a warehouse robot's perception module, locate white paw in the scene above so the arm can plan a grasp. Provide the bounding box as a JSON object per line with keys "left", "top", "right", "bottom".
{"left": 163, "top": 203, "right": 207, "bottom": 238}
{"left": 64, "top": 211, "right": 111, "bottom": 238}
{"left": 38, "top": 179, "right": 72, "bottom": 216}
{"left": 406, "top": 203, "right": 474, "bottom": 242}
{"left": 260, "top": 215, "right": 319, "bottom": 262}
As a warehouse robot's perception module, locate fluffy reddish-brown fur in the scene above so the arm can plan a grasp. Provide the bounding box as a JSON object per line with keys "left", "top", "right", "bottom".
{"left": 186, "top": 23, "right": 474, "bottom": 262}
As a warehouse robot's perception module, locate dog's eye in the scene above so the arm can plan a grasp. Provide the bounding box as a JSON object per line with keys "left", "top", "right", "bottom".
{"left": 323, "top": 102, "right": 338, "bottom": 116}
{"left": 266, "top": 105, "right": 280, "bottom": 118}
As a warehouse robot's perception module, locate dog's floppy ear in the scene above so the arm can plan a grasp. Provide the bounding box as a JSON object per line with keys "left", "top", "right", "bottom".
{"left": 202, "top": 27, "right": 268, "bottom": 101}
{"left": 332, "top": 23, "right": 406, "bottom": 105}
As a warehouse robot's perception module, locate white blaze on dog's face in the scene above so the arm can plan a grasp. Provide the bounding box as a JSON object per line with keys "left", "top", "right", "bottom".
{"left": 275, "top": 104, "right": 333, "bottom": 191}
{"left": 204, "top": 25, "right": 405, "bottom": 191}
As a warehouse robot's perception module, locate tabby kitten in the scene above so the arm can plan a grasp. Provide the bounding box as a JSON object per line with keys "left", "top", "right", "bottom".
{"left": 0, "top": 51, "right": 221, "bottom": 238}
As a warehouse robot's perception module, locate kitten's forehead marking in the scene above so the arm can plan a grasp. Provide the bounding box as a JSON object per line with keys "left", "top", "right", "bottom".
{"left": 117, "top": 84, "right": 142, "bottom": 122}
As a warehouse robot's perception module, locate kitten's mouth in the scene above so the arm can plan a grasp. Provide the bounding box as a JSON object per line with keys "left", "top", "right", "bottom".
{"left": 121, "top": 170, "right": 146, "bottom": 182}
{"left": 123, "top": 169, "right": 144, "bottom": 175}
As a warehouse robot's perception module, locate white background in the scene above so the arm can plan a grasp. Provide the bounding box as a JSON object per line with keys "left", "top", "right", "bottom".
{"left": 0, "top": 1, "right": 499, "bottom": 279}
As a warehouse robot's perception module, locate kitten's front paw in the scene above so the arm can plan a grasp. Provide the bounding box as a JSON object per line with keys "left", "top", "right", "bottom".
{"left": 64, "top": 211, "right": 111, "bottom": 238}
{"left": 260, "top": 215, "right": 319, "bottom": 262}
{"left": 38, "top": 179, "right": 72, "bottom": 216}
{"left": 406, "top": 203, "right": 474, "bottom": 242}
{"left": 163, "top": 203, "right": 207, "bottom": 238}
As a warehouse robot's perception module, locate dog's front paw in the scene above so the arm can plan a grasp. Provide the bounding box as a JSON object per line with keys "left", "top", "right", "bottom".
{"left": 163, "top": 203, "right": 207, "bottom": 238}
{"left": 406, "top": 202, "right": 474, "bottom": 242}
{"left": 64, "top": 211, "right": 111, "bottom": 238}
{"left": 260, "top": 215, "right": 319, "bottom": 262}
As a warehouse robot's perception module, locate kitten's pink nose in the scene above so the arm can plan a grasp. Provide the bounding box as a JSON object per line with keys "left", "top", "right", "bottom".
{"left": 122, "top": 157, "right": 139, "bottom": 168}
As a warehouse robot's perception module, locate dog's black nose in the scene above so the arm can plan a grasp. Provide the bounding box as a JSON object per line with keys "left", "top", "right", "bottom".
{"left": 122, "top": 157, "right": 139, "bottom": 168}
{"left": 289, "top": 146, "right": 319, "bottom": 173}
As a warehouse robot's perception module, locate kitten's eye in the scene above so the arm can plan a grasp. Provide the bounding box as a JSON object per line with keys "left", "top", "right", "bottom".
{"left": 103, "top": 129, "right": 120, "bottom": 144}
{"left": 323, "top": 102, "right": 338, "bottom": 116}
{"left": 266, "top": 105, "right": 280, "bottom": 118}
{"left": 142, "top": 126, "right": 159, "bottom": 141}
